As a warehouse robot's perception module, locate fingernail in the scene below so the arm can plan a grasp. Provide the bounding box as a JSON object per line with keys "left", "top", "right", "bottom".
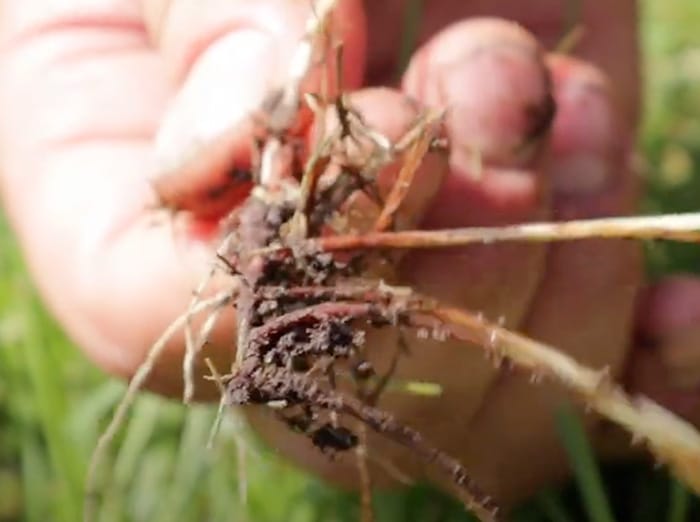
{"left": 404, "top": 21, "right": 553, "bottom": 174}
{"left": 154, "top": 30, "right": 278, "bottom": 176}
{"left": 442, "top": 44, "right": 553, "bottom": 171}
{"left": 550, "top": 154, "right": 610, "bottom": 194}
{"left": 548, "top": 64, "right": 620, "bottom": 195}
{"left": 659, "top": 327, "right": 700, "bottom": 390}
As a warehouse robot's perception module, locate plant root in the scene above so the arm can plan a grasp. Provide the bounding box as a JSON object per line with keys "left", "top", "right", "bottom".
{"left": 84, "top": 290, "right": 235, "bottom": 522}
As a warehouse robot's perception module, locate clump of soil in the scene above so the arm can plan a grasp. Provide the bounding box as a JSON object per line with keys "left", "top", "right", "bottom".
{"left": 219, "top": 163, "right": 501, "bottom": 520}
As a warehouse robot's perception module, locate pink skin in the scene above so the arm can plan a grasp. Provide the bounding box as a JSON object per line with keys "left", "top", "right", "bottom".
{"left": 1, "top": 0, "right": 699, "bottom": 504}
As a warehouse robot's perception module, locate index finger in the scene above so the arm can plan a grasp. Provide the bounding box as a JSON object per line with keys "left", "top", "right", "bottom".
{"left": 143, "top": 0, "right": 368, "bottom": 216}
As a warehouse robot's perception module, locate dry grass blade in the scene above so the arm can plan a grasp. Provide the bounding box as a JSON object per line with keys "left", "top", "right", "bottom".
{"left": 373, "top": 113, "right": 441, "bottom": 232}
{"left": 264, "top": 0, "right": 339, "bottom": 133}
{"left": 317, "top": 212, "right": 700, "bottom": 251}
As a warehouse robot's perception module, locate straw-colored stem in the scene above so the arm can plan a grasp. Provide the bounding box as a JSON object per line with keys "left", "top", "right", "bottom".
{"left": 373, "top": 116, "right": 438, "bottom": 232}
{"left": 402, "top": 297, "right": 700, "bottom": 496}
{"left": 317, "top": 213, "right": 700, "bottom": 251}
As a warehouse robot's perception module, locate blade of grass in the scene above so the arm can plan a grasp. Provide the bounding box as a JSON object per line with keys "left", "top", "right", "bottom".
{"left": 129, "top": 442, "right": 177, "bottom": 522}
{"left": 19, "top": 295, "right": 85, "bottom": 522}
{"left": 206, "top": 438, "right": 244, "bottom": 522}
{"left": 631, "top": 466, "right": 666, "bottom": 522}
{"left": 153, "top": 405, "right": 215, "bottom": 522}
{"left": 395, "top": 0, "right": 423, "bottom": 84}
{"left": 555, "top": 404, "right": 616, "bottom": 522}
{"left": 114, "top": 396, "right": 162, "bottom": 488}
{"left": 535, "top": 489, "right": 575, "bottom": 522}
{"left": 67, "top": 380, "right": 126, "bottom": 451}
{"left": 88, "top": 394, "right": 166, "bottom": 521}
{"left": 20, "top": 435, "right": 50, "bottom": 522}
{"left": 667, "top": 479, "right": 690, "bottom": 522}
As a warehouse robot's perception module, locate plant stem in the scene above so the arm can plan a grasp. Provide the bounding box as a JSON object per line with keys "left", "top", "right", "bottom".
{"left": 317, "top": 213, "right": 700, "bottom": 252}
{"left": 399, "top": 296, "right": 700, "bottom": 497}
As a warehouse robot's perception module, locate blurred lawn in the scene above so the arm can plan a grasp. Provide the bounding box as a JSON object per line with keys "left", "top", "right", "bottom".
{"left": 2, "top": 1, "right": 700, "bottom": 521}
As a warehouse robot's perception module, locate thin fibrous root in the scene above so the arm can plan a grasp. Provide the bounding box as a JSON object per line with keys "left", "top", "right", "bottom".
{"left": 283, "top": 284, "right": 700, "bottom": 498}
{"left": 314, "top": 212, "right": 700, "bottom": 251}
{"left": 204, "top": 357, "right": 228, "bottom": 450}
{"left": 324, "top": 382, "right": 500, "bottom": 521}
{"left": 203, "top": 357, "right": 250, "bottom": 508}
{"left": 183, "top": 232, "right": 238, "bottom": 403}
{"left": 246, "top": 368, "right": 500, "bottom": 521}
{"left": 259, "top": 0, "right": 339, "bottom": 185}
{"left": 399, "top": 295, "right": 700, "bottom": 496}
{"left": 83, "top": 290, "right": 235, "bottom": 522}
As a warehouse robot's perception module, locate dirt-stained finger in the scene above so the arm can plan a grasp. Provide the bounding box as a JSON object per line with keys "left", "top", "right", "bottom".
{"left": 143, "top": 0, "right": 367, "bottom": 218}
{"left": 386, "top": 21, "right": 555, "bottom": 469}
{"left": 254, "top": 17, "right": 559, "bottom": 495}
{"left": 452, "top": 55, "right": 643, "bottom": 502}
{"left": 400, "top": 17, "right": 554, "bottom": 330}
{"left": 307, "top": 87, "right": 448, "bottom": 236}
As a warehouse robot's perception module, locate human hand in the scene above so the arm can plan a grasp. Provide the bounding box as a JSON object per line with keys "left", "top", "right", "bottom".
{"left": 2, "top": 0, "right": 699, "bottom": 507}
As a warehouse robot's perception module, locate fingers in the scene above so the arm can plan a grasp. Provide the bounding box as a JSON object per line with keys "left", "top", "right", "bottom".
{"left": 444, "top": 55, "right": 643, "bottom": 502}
{"left": 312, "top": 87, "right": 448, "bottom": 235}
{"left": 400, "top": 17, "right": 553, "bottom": 331}
{"left": 366, "top": 18, "right": 556, "bottom": 485}
{"left": 364, "top": 0, "right": 639, "bottom": 126}
{"left": 628, "top": 276, "right": 700, "bottom": 421}
{"left": 395, "top": 21, "right": 556, "bottom": 453}
{"left": 242, "top": 19, "right": 559, "bottom": 491}
{"left": 143, "top": 0, "right": 367, "bottom": 217}
{"left": 522, "top": 54, "right": 642, "bottom": 370}
{"left": 0, "top": 1, "right": 234, "bottom": 398}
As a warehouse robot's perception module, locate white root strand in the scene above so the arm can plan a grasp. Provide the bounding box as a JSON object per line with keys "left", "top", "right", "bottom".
{"left": 84, "top": 291, "right": 234, "bottom": 522}
{"left": 279, "top": 0, "right": 338, "bottom": 122}
{"left": 259, "top": 0, "right": 338, "bottom": 186}
{"left": 183, "top": 232, "right": 236, "bottom": 403}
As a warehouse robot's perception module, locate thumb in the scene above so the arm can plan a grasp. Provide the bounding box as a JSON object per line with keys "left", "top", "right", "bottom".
{"left": 144, "top": 0, "right": 367, "bottom": 217}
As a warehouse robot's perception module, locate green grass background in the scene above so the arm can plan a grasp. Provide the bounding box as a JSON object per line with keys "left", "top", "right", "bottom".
{"left": 1, "top": 1, "right": 700, "bottom": 521}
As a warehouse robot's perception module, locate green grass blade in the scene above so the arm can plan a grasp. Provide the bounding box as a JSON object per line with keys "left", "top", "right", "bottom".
{"left": 17, "top": 296, "right": 85, "bottom": 522}
{"left": 555, "top": 404, "right": 616, "bottom": 522}
{"left": 114, "top": 396, "right": 162, "bottom": 488}
{"left": 129, "top": 442, "right": 176, "bottom": 521}
{"left": 667, "top": 479, "right": 690, "bottom": 522}
{"left": 152, "top": 405, "right": 214, "bottom": 522}
{"left": 395, "top": 0, "right": 423, "bottom": 80}
{"left": 536, "top": 489, "right": 575, "bottom": 522}
{"left": 20, "top": 435, "right": 50, "bottom": 522}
